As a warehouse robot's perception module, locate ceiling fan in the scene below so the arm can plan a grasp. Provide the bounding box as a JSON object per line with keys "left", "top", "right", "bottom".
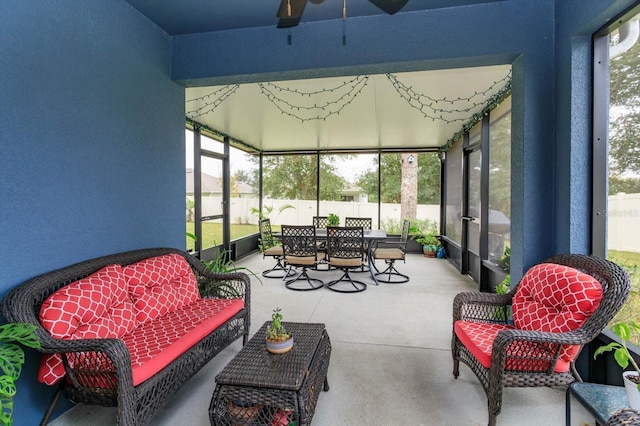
{"left": 277, "top": 0, "right": 410, "bottom": 29}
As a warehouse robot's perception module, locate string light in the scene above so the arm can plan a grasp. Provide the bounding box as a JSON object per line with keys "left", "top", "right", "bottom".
{"left": 440, "top": 78, "right": 512, "bottom": 151}
{"left": 185, "top": 71, "right": 513, "bottom": 145}
{"left": 385, "top": 71, "right": 512, "bottom": 124}
{"left": 257, "top": 75, "right": 370, "bottom": 122}
{"left": 185, "top": 85, "right": 239, "bottom": 118}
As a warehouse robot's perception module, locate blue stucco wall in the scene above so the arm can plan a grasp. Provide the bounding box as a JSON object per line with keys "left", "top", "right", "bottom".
{"left": 0, "top": 2, "right": 184, "bottom": 423}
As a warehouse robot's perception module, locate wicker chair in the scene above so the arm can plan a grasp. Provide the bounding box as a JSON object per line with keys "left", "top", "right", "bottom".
{"left": 326, "top": 226, "right": 367, "bottom": 293}
{"left": 452, "top": 254, "right": 631, "bottom": 426}
{"left": 607, "top": 408, "right": 640, "bottom": 425}
{"left": 372, "top": 219, "right": 410, "bottom": 283}
{"left": 281, "top": 225, "right": 325, "bottom": 291}
{"left": 259, "top": 219, "right": 294, "bottom": 279}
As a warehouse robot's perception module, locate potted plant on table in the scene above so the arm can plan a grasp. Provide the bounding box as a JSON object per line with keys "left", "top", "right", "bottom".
{"left": 594, "top": 320, "right": 640, "bottom": 409}
{"left": 327, "top": 214, "right": 340, "bottom": 226}
{"left": 266, "top": 308, "right": 293, "bottom": 354}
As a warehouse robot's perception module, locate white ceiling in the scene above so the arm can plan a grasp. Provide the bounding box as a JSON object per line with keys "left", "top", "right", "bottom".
{"left": 185, "top": 65, "right": 512, "bottom": 152}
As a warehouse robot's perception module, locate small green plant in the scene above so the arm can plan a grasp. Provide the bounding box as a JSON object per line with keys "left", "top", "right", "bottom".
{"left": 0, "top": 323, "right": 41, "bottom": 426}
{"left": 495, "top": 275, "right": 510, "bottom": 294}
{"left": 497, "top": 246, "right": 510, "bottom": 272}
{"left": 198, "top": 248, "right": 262, "bottom": 298}
{"left": 594, "top": 321, "right": 640, "bottom": 390}
{"left": 327, "top": 214, "right": 340, "bottom": 226}
{"left": 266, "top": 308, "right": 291, "bottom": 342}
{"left": 414, "top": 233, "right": 441, "bottom": 247}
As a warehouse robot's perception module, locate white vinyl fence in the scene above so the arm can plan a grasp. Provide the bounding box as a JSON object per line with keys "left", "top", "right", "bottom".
{"left": 608, "top": 193, "right": 640, "bottom": 253}
{"left": 196, "top": 193, "right": 638, "bottom": 252}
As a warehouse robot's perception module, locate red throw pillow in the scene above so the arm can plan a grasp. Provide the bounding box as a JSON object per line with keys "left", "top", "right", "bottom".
{"left": 38, "top": 264, "right": 136, "bottom": 385}
{"left": 123, "top": 254, "right": 200, "bottom": 324}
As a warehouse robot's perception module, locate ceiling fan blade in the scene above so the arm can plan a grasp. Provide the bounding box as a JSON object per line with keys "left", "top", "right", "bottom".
{"left": 277, "top": 0, "right": 308, "bottom": 28}
{"left": 368, "top": 0, "right": 409, "bottom": 15}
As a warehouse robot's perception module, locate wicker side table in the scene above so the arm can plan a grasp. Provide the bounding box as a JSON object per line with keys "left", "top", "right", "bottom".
{"left": 209, "top": 322, "right": 331, "bottom": 426}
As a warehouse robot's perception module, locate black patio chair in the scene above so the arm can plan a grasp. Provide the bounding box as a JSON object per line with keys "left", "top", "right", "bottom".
{"left": 344, "top": 217, "right": 372, "bottom": 229}
{"left": 259, "top": 219, "right": 295, "bottom": 278}
{"left": 281, "top": 225, "right": 325, "bottom": 291}
{"left": 344, "top": 217, "right": 372, "bottom": 273}
{"left": 312, "top": 216, "right": 329, "bottom": 229}
{"left": 326, "top": 226, "right": 367, "bottom": 293}
{"left": 372, "top": 219, "right": 410, "bottom": 283}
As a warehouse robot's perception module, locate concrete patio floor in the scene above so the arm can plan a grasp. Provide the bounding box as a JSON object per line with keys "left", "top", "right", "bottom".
{"left": 50, "top": 252, "right": 595, "bottom": 426}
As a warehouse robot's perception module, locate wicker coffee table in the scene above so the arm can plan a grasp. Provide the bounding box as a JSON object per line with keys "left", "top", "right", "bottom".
{"left": 209, "top": 322, "right": 331, "bottom": 425}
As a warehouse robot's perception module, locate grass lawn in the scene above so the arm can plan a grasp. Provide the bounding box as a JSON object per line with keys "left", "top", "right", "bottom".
{"left": 186, "top": 222, "right": 259, "bottom": 251}
{"left": 608, "top": 250, "right": 640, "bottom": 344}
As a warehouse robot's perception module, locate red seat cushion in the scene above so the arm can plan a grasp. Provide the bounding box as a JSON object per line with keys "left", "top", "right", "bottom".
{"left": 123, "top": 298, "right": 243, "bottom": 385}
{"left": 454, "top": 320, "right": 571, "bottom": 373}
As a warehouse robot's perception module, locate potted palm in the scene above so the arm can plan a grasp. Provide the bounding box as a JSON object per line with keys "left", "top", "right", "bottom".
{"left": 594, "top": 321, "right": 640, "bottom": 409}
{"left": 266, "top": 308, "right": 293, "bottom": 354}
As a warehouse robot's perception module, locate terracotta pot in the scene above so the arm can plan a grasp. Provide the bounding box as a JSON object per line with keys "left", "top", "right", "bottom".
{"left": 623, "top": 371, "right": 640, "bottom": 410}
{"left": 266, "top": 336, "right": 294, "bottom": 354}
{"left": 423, "top": 246, "right": 437, "bottom": 257}
{"left": 227, "top": 400, "right": 261, "bottom": 420}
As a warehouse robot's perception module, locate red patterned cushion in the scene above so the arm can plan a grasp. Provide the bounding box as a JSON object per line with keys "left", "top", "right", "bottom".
{"left": 38, "top": 264, "right": 136, "bottom": 385}
{"left": 454, "top": 320, "right": 571, "bottom": 373}
{"left": 512, "top": 263, "right": 602, "bottom": 362}
{"left": 123, "top": 254, "right": 200, "bottom": 324}
{"left": 124, "top": 298, "right": 243, "bottom": 385}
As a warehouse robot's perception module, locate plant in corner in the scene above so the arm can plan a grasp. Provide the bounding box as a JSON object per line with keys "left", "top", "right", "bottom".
{"left": 266, "top": 308, "right": 293, "bottom": 354}
{"left": 414, "top": 232, "right": 441, "bottom": 257}
{"left": 0, "top": 323, "right": 41, "bottom": 426}
{"left": 594, "top": 320, "right": 640, "bottom": 409}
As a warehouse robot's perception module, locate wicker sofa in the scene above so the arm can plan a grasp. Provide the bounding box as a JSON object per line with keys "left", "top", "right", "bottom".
{"left": 1, "top": 247, "right": 251, "bottom": 425}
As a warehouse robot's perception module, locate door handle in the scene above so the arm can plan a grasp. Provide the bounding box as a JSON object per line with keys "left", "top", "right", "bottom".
{"left": 461, "top": 216, "right": 476, "bottom": 221}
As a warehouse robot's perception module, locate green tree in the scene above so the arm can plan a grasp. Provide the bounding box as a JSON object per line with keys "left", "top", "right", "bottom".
{"left": 357, "top": 153, "right": 440, "bottom": 205}
{"left": 610, "top": 176, "right": 640, "bottom": 195}
{"left": 233, "top": 169, "right": 255, "bottom": 188}
{"left": 609, "top": 29, "right": 640, "bottom": 179}
{"left": 262, "top": 154, "right": 344, "bottom": 200}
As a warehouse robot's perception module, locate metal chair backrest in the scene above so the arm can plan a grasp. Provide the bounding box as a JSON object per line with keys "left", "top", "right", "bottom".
{"left": 344, "top": 217, "right": 372, "bottom": 230}
{"left": 259, "top": 219, "right": 277, "bottom": 249}
{"left": 281, "top": 225, "right": 318, "bottom": 258}
{"left": 313, "top": 216, "right": 329, "bottom": 229}
{"left": 400, "top": 219, "right": 410, "bottom": 245}
{"left": 326, "top": 226, "right": 365, "bottom": 261}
